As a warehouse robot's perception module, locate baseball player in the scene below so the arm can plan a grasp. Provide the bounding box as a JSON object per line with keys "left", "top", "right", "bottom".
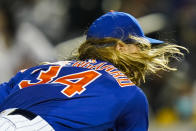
{"left": 0, "top": 11, "right": 187, "bottom": 131}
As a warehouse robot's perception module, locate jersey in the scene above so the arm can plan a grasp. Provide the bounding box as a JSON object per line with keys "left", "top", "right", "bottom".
{"left": 0, "top": 59, "right": 149, "bottom": 131}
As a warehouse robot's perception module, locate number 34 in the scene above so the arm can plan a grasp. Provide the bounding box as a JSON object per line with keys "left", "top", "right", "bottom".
{"left": 19, "top": 66, "right": 101, "bottom": 97}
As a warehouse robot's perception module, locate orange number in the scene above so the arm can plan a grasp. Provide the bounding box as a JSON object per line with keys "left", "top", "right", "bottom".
{"left": 53, "top": 70, "right": 101, "bottom": 97}
{"left": 19, "top": 66, "right": 61, "bottom": 89}
{"left": 18, "top": 65, "right": 101, "bottom": 97}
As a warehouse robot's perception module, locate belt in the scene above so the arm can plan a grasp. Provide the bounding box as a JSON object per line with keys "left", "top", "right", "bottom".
{"left": 9, "top": 109, "right": 37, "bottom": 120}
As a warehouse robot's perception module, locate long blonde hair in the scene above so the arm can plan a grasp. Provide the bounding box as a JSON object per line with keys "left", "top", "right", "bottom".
{"left": 71, "top": 36, "right": 188, "bottom": 85}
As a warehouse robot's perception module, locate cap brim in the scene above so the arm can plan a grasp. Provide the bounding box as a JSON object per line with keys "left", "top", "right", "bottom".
{"left": 145, "top": 36, "right": 164, "bottom": 44}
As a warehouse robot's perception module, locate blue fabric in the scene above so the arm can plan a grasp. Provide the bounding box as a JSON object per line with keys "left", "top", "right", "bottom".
{"left": 87, "top": 11, "right": 163, "bottom": 44}
{"left": 0, "top": 82, "right": 10, "bottom": 105}
{"left": 0, "top": 60, "right": 149, "bottom": 131}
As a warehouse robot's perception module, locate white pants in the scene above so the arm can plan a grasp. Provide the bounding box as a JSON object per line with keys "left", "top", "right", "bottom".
{"left": 0, "top": 108, "right": 54, "bottom": 131}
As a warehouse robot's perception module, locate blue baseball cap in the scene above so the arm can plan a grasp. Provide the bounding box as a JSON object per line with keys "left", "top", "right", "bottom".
{"left": 87, "top": 11, "right": 164, "bottom": 44}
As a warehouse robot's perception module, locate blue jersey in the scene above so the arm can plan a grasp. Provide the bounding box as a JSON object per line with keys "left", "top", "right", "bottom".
{"left": 0, "top": 59, "right": 148, "bottom": 131}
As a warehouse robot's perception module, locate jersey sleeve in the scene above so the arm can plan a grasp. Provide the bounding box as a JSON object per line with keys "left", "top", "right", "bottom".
{"left": 116, "top": 87, "right": 149, "bottom": 131}
{"left": 0, "top": 71, "right": 24, "bottom": 105}
{"left": 0, "top": 82, "right": 11, "bottom": 105}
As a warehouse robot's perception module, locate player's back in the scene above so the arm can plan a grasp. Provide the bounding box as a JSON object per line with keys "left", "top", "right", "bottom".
{"left": 0, "top": 60, "right": 148, "bottom": 131}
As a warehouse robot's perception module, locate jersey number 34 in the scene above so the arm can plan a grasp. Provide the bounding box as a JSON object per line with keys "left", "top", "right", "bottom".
{"left": 18, "top": 66, "right": 101, "bottom": 97}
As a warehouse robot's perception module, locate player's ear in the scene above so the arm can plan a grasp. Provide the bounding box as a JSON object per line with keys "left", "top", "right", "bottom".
{"left": 115, "top": 42, "right": 128, "bottom": 52}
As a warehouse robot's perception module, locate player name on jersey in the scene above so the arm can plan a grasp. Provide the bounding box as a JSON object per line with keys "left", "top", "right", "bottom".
{"left": 71, "top": 60, "right": 135, "bottom": 87}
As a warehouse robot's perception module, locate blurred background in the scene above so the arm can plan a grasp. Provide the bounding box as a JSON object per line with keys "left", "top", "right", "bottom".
{"left": 0, "top": 0, "right": 195, "bottom": 130}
